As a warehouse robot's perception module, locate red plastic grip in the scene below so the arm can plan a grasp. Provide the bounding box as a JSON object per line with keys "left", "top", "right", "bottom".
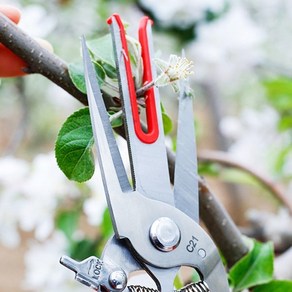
{"left": 108, "top": 14, "right": 159, "bottom": 144}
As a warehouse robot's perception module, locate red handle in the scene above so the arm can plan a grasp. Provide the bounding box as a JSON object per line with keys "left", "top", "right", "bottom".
{"left": 108, "top": 14, "right": 159, "bottom": 144}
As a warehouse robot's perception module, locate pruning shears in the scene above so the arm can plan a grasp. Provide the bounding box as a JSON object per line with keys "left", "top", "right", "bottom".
{"left": 60, "top": 14, "right": 229, "bottom": 292}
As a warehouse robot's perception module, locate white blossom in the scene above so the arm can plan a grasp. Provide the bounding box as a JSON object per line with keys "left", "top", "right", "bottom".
{"left": 23, "top": 232, "right": 88, "bottom": 292}
{"left": 0, "top": 157, "right": 29, "bottom": 247}
{"left": 220, "top": 106, "right": 283, "bottom": 175}
{"left": 0, "top": 189, "right": 21, "bottom": 248}
{"left": 139, "top": 0, "right": 226, "bottom": 27}
{"left": 187, "top": 5, "right": 265, "bottom": 87}
{"left": 155, "top": 55, "right": 194, "bottom": 91}
{"left": 0, "top": 156, "right": 29, "bottom": 186}
{"left": 247, "top": 208, "right": 292, "bottom": 247}
{"left": 83, "top": 171, "right": 107, "bottom": 226}
{"left": 0, "top": 153, "right": 81, "bottom": 246}
{"left": 16, "top": 153, "right": 80, "bottom": 240}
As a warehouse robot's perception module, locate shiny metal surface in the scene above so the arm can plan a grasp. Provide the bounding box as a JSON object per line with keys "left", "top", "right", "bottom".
{"left": 149, "top": 217, "right": 181, "bottom": 252}
{"left": 109, "top": 270, "right": 128, "bottom": 290}
{"left": 174, "top": 80, "right": 199, "bottom": 222}
{"left": 60, "top": 18, "right": 229, "bottom": 291}
{"left": 109, "top": 17, "right": 174, "bottom": 207}
{"left": 59, "top": 255, "right": 109, "bottom": 290}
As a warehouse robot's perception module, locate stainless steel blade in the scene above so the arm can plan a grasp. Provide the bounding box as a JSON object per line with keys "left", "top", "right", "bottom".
{"left": 109, "top": 17, "right": 174, "bottom": 206}
{"left": 173, "top": 80, "right": 199, "bottom": 222}
{"left": 81, "top": 36, "right": 130, "bottom": 193}
{"left": 81, "top": 37, "right": 132, "bottom": 235}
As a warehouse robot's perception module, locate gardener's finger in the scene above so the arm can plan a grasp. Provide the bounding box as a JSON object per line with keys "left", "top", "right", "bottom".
{"left": 0, "top": 6, "right": 54, "bottom": 77}
{"left": 0, "top": 5, "right": 27, "bottom": 77}
{"left": 0, "top": 5, "right": 21, "bottom": 24}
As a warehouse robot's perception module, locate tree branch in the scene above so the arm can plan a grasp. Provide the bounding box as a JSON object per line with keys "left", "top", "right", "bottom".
{"left": 199, "top": 150, "right": 292, "bottom": 213}
{"left": 0, "top": 12, "right": 248, "bottom": 266}
{"left": 167, "top": 149, "right": 248, "bottom": 266}
{"left": 0, "top": 12, "right": 87, "bottom": 105}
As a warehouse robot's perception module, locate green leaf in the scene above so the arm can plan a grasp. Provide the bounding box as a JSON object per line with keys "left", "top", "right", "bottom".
{"left": 220, "top": 168, "right": 259, "bottom": 187}
{"left": 126, "top": 35, "right": 143, "bottom": 87}
{"left": 198, "top": 162, "right": 221, "bottom": 176}
{"left": 102, "top": 62, "right": 117, "bottom": 79}
{"left": 68, "top": 61, "right": 106, "bottom": 94}
{"left": 278, "top": 115, "right": 292, "bottom": 131}
{"left": 93, "top": 62, "right": 106, "bottom": 84}
{"left": 229, "top": 241, "right": 274, "bottom": 291}
{"left": 100, "top": 208, "right": 113, "bottom": 239}
{"left": 274, "top": 145, "right": 292, "bottom": 173}
{"left": 55, "top": 107, "right": 95, "bottom": 182}
{"left": 87, "top": 34, "right": 116, "bottom": 67}
{"left": 88, "top": 34, "right": 143, "bottom": 87}
{"left": 253, "top": 280, "right": 292, "bottom": 291}
{"left": 161, "top": 104, "right": 173, "bottom": 134}
{"left": 56, "top": 210, "right": 80, "bottom": 241}
{"left": 70, "top": 238, "right": 98, "bottom": 260}
{"left": 263, "top": 78, "right": 292, "bottom": 111}
{"left": 162, "top": 112, "right": 173, "bottom": 134}
{"left": 68, "top": 62, "right": 87, "bottom": 94}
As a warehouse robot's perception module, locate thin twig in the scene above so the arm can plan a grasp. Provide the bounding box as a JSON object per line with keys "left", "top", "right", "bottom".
{"left": 198, "top": 150, "right": 292, "bottom": 213}
{"left": 136, "top": 80, "right": 155, "bottom": 97}
{"left": 0, "top": 13, "right": 248, "bottom": 266}
{"left": 109, "top": 110, "right": 123, "bottom": 123}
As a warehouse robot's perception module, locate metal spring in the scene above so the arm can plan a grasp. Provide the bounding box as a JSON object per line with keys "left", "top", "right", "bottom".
{"left": 127, "top": 281, "right": 210, "bottom": 292}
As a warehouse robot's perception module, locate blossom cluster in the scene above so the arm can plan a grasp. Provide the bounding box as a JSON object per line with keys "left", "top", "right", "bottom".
{"left": 0, "top": 153, "right": 106, "bottom": 291}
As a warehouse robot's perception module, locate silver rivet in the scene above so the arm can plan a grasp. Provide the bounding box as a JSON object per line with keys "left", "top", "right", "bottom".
{"left": 149, "top": 217, "right": 181, "bottom": 252}
{"left": 108, "top": 270, "right": 127, "bottom": 291}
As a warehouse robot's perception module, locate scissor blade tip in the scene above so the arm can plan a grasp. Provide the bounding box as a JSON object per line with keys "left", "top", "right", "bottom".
{"left": 80, "top": 36, "right": 88, "bottom": 50}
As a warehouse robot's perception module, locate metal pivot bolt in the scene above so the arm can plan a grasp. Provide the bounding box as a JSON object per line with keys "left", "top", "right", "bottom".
{"left": 108, "top": 270, "right": 127, "bottom": 291}
{"left": 149, "top": 217, "right": 181, "bottom": 252}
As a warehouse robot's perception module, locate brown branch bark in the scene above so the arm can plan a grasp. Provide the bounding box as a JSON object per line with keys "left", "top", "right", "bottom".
{"left": 0, "top": 12, "right": 248, "bottom": 266}
{"left": 167, "top": 149, "right": 248, "bottom": 266}
{"left": 0, "top": 12, "right": 88, "bottom": 104}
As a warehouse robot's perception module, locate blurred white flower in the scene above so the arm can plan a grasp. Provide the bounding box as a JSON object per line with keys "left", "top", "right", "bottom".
{"left": 18, "top": 5, "right": 56, "bottom": 38}
{"left": 0, "top": 189, "right": 21, "bottom": 248}
{"left": 17, "top": 152, "right": 80, "bottom": 240}
{"left": 221, "top": 107, "right": 282, "bottom": 175}
{"left": 0, "top": 152, "right": 81, "bottom": 245}
{"left": 139, "top": 0, "right": 226, "bottom": 27}
{"left": 187, "top": 5, "right": 265, "bottom": 87}
{"left": 0, "top": 156, "right": 29, "bottom": 186}
{"left": 220, "top": 116, "right": 244, "bottom": 141}
{"left": 83, "top": 170, "right": 107, "bottom": 226}
{"left": 0, "top": 157, "right": 29, "bottom": 247}
{"left": 46, "top": 84, "right": 80, "bottom": 111}
{"left": 247, "top": 208, "right": 292, "bottom": 247}
{"left": 275, "top": 247, "right": 292, "bottom": 279}
{"left": 23, "top": 231, "right": 88, "bottom": 292}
